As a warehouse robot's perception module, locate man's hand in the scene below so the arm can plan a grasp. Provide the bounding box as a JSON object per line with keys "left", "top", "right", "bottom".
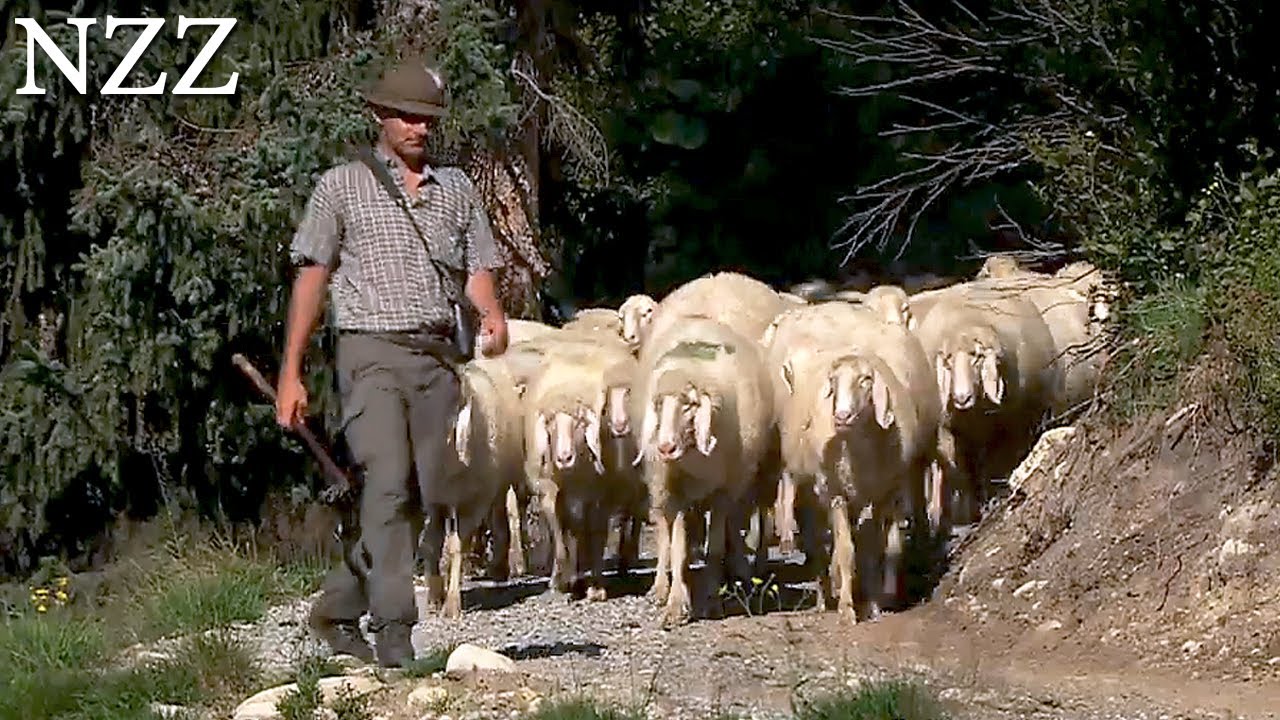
{"left": 479, "top": 311, "right": 509, "bottom": 356}
{"left": 276, "top": 370, "right": 309, "bottom": 429}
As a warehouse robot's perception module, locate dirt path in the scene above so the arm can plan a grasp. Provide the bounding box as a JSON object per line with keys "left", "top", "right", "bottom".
{"left": 372, "top": 547, "right": 1280, "bottom": 720}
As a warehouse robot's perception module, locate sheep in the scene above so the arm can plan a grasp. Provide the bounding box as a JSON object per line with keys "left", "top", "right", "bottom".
{"left": 474, "top": 318, "right": 557, "bottom": 356}
{"left": 562, "top": 307, "right": 624, "bottom": 337}
{"left": 421, "top": 355, "right": 526, "bottom": 619}
{"left": 522, "top": 341, "right": 646, "bottom": 600}
{"left": 775, "top": 320, "right": 940, "bottom": 622}
{"left": 632, "top": 316, "right": 779, "bottom": 627}
{"left": 619, "top": 294, "right": 658, "bottom": 351}
{"left": 765, "top": 302, "right": 939, "bottom": 600}
{"left": 636, "top": 272, "right": 790, "bottom": 370}
{"left": 961, "top": 275, "right": 1105, "bottom": 417}
{"left": 910, "top": 287, "right": 1061, "bottom": 527}
{"left": 1055, "top": 260, "right": 1120, "bottom": 328}
{"left": 975, "top": 254, "right": 1037, "bottom": 280}
{"left": 779, "top": 291, "right": 809, "bottom": 306}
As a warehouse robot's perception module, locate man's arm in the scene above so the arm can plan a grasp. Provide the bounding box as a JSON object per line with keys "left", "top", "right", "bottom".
{"left": 277, "top": 172, "right": 343, "bottom": 426}
{"left": 460, "top": 175, "right": 508, "bottom": 355}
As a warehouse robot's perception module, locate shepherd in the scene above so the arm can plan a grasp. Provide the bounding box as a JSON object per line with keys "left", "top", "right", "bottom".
{"left": 275, "top": 54, "right": 509, "bottom": 667}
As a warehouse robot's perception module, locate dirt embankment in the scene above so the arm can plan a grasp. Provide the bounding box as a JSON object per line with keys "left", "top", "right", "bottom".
{"left": 933, "top": 352, "right": 1280, "bottom": 695}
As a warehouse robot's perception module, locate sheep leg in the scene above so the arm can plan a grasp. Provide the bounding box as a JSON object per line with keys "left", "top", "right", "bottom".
{"left": 650, "top": 503, "right": 672, "bottom": 606}
{"left": 422, "top": 506, "right": 446, "bottom": 609}
{"left": 857, "top": 502, "right": 887, "bottom": 621}
{"left": 879, "top": 502, "right": 904, "bottom": 612}
{"left": 505, "top": 486, "right": 527, "bottom": 578}
{"left": 703, "top": 497, "right": 731, "bottom": 620}
{"left": 486, "top": 492, "right": 512, "bottom": 582}
{"left": 777, "top": 472, "right": 798, "bottom": 555}
{"left": 617, "top": 503, "right": 643, "bottom": 577}
{"left": 662, "top": 506, "right": 692, "bottom": 628}
{"left": 829, "top": 495, "right": 857, "bottom": 623}
{"left": 540, "top": 484, "right": 573, "bottom": 595}
{"left": 443, "top": 512, "right": 465, "bottom": 619}
{"left": 585, "top": 500, "right": 609, "bottom": 602}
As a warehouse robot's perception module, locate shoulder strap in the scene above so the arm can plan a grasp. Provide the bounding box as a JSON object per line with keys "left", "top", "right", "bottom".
{"left": 354, "top": 145, "right": 460, "bottom": 298}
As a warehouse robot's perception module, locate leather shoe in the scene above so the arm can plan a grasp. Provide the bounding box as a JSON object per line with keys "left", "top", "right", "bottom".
{"left": 309, "top": 616, "right": 374, "bottom": 663}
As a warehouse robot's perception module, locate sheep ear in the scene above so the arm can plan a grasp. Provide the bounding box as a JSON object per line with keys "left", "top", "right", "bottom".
{"left": 634, "top": 401, "right": 657, "bottom": 466}
{"left": 533, "top": 411, "right": 550, "bottom": 467}
{"left": 585, "top": 409, "right": 605, "bottom": 474}
{"left": 514, "top": 382, "right": 527, "bottom": 400}
{"left": 454, "top": 399, "right": 473, "bottom": 464}
{"left": 694, "top": 393, "right": 717, "bottom": 456}
{"left": 935, "top": 353, "right": 951, "bottom": 408}
{"left": 980, "top": 352, "right": 1004, "bottom": 404}
{"left": 820, "top": 375, "right": 833, "bottom": 399}
{"left": 872, "top": 370, "right": 894, "bottom": 429}
{"left": 761, "top": 320, "right": 779, "bottom": 346}
{"left": 780, "top": 360, "right": 795, "bottom": 395}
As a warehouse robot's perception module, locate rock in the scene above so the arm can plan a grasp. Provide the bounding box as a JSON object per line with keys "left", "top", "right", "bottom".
{"left": 1036, "top": 620, "right": 1063, "bottom": 633}
{"left": 1012, "top": 580, "right": 1046, "bottom": 598}
{"left": 408, "top": 684, "right": 451, "bottom": 712}
{"left": 149, "top": 704, "right": 191, "bottom": 719}
{"left": 232, "top": 675, "right": 385, "bottom": 720}
{"left": 445, "top": 643, "right": 517, "bottom": 674}
{"left": 1008, "top": 426, "right": 1076, "bottom": 494}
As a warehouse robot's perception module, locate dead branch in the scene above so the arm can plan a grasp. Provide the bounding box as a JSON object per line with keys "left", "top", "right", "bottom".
{"left": 815, "top": 0, "right": 1134, "bottom": 262}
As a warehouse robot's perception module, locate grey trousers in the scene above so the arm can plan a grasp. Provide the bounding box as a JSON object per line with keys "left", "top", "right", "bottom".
{"left": 310, "top": 331, "right": 461, "bottom": 631}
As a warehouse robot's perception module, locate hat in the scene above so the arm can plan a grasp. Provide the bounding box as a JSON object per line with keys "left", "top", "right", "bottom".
{"left": 361, "top": 56, "right": 449, "bottom": 117}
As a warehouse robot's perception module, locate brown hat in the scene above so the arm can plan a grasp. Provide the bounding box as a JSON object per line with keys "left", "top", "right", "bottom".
{"left": 361, "top": 56, "right": 449, "bottom": 117}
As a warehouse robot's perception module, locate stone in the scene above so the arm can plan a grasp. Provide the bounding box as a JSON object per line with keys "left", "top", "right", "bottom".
{"left": 445, "top": 643, "right": 517, "bottom": 674}
{"left": 232, "top": 675, "right": 385, "bottom": 720}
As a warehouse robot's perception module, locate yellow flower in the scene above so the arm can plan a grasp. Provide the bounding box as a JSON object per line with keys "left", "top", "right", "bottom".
{"left": 36, "top": 604, "right": 47, "bottom": 613}
{"left": 55, "top": 590, "right": 69, "bottom": 603}
{"left": 57, "top": 577, "right": 69, "bottom": 587}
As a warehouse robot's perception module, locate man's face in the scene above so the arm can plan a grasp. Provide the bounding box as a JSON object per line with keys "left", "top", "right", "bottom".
{"left": 378, "top": 108, "right": 438, "bottom": 164}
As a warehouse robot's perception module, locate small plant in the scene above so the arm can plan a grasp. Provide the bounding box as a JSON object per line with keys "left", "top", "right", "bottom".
{"left": 276, "top": 656, "right": 327, "bottom": 720}
{"left": 328, "top": 681, "right": 375, "bottom": 720}
{"left": 718, "top": 575, "right": 782, "bottom": 616}
{"left": 793, "top": 679, "right": 951, "bottom": 720}
{"left": 402, "top": 644, "right": 454, "bottom": 678}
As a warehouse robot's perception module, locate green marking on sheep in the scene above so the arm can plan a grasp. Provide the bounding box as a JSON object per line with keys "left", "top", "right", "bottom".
{"left": 668, "top": 340, "right": 735, "bottom": 361}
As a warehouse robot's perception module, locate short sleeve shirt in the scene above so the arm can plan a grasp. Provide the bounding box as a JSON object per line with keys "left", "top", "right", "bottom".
{"left": 289, "top": 146, "right": 502, "bottom": 332}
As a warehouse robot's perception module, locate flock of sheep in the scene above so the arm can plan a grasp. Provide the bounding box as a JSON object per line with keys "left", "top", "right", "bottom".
{"left": 418, "top": 255, "right": 1119, "bottom": 628}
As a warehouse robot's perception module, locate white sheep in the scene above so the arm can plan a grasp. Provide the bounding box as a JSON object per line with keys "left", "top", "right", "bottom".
{"left": 562, "top": 307, "right": 624, "bottom": 337}
{"left": 473, "top": 317, "right": 557, "bottom": 356}
{"left": 633, "top": 315, "right": 779, "bottom": 627}
{"left": 766, "top": 303, "right": 939, "bottom": 610}
{"left": 636, "top": 271, "right": 790, "bottom": 370}
{"left": 618, "top": 294, "right": 658, "bottom": 351}
{"left": 910, "top": 287, "right": 1061, "bottom": 527}
{"left": 422, "top": 355, "right": 526, "bottom": 619}
{"left": 522, "top": 341, "right": 645, "bottom": 600}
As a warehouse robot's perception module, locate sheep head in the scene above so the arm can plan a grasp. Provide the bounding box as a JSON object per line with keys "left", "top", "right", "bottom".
{"left": 634, "top": 383, "right": 718, "bottom": 465}
{"left": 828, "top": 354, "right": 895, "bottom": 430}
{"left": 619, "top": 294, "right": 657, "bottom": 348}
{"left": 935, "top": 325, "right": 1004, "bottom": 411}
{"left": 866, "top": 285, "right": 912, "bottom": 328}
{"left": 976, "top": 255, "right": 1024, "bottom": 279}
{"left": 532, "top": 402, "right": 606, "bottom": 475}
{"left": 603, "top": 384, "right": 632, "bottom": 437}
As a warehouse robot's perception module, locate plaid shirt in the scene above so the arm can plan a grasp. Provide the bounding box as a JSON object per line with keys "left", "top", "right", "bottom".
{"left": 289, "top": 146, "right": 502, "bottom": 333}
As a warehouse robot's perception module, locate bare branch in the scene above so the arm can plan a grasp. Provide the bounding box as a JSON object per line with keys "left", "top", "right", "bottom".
{"left": 818, "top": 0, "right": 1133, "bottom": 262}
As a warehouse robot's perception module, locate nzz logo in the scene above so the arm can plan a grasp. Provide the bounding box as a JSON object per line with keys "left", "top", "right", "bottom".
{"left": 13, "top": 16, "right": 239, "bottom": 95}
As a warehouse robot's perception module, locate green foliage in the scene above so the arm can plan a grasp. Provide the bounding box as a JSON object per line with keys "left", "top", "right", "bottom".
{"left": 792, "top": 679, "right": 950, "bottom": 720}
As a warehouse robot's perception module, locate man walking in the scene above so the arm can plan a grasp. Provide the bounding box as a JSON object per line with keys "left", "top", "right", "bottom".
{"left": 274, "top": 56, "right": 509, "bottom": 667}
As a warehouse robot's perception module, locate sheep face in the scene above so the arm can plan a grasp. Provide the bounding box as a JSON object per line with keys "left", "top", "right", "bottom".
{"left": 533, "top": 404, "right": 605, "bottom": 474}
{"left": 867, "top": 287, "right": 912, "bottom": 328}
{"left": 604, "top": 385, "right": 632, "bottom": 437}
{"left": 619, "top": 295, "right": 657, "bottom": 347}
{"left": 829, "top": 355, "right": 895, "bottom": 431}
{"left": 781, "top": 354, "right": 894, "bottom": 435}
{"left": 636, "top": 386, "right": 717, "bottom": 464}
{"left": 935, "top": 326, "right": 1005, "bottom": 412}
{"left": 977, "top": 256, "right": 1023, "bottom": 279}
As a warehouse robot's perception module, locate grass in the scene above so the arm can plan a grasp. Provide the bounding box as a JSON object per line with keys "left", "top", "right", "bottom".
{"left": 517, "top": 679, "right": 952, "bottom": 720}
{"left": 0, "top": 513, "right": 330, "bottom": 720}
{"left": 793, "top": 679, "right": 951, "bottom": 720}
